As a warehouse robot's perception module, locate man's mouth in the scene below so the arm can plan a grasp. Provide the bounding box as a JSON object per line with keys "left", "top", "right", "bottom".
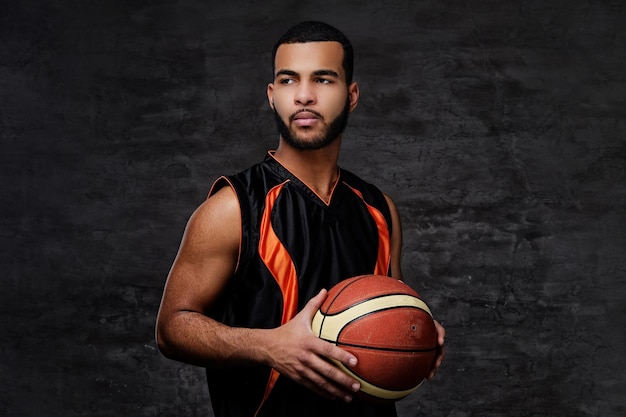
{"left": 291, "top": 110, "right": 322, "bottom": 127}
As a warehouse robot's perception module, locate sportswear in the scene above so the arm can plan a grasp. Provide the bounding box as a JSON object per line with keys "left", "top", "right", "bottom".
{"left": 205, "top": 151, "right": 397, "bottom": 417}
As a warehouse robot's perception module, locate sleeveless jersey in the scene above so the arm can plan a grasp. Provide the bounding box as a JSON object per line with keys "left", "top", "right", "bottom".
{"left": 205, "top": 152, "right": 397, "bottom": 417}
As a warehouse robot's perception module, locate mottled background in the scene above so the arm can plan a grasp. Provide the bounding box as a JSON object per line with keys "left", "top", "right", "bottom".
{"left": 1, "top": 1, "right": 625, "bottom": 416}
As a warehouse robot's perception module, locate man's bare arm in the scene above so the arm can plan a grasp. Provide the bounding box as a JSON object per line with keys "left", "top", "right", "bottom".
{"left": 155, "top": 186, "right": 361, "bottom": 401}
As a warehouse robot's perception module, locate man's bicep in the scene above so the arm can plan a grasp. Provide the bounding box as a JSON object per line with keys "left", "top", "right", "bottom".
{"left": 161, "top": 187, "right": 241, "bottom": 314}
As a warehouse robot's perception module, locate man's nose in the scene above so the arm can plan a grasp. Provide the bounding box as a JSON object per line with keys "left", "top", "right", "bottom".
{"left": 295, "top": 81, "right": 316, "bottom": 106}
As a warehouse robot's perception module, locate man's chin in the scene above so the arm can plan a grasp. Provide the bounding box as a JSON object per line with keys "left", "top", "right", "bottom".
{"left": 282, "top": 131, "right": 339, "bottom": 151}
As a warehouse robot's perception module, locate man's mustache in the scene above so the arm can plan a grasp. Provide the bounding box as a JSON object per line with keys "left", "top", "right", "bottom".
{"left": 289, "top": 109, "right": 324, "bottom": 122}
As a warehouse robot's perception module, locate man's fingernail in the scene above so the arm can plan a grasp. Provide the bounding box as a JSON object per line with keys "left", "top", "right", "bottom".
{"left": 349, "top": 357, "right": 357, "bottom": 366}
{"left": 352, "top": 382, "right": 360, "bottom": 392}
{"left": 344, "top": 395, "right": 353, "bottom": 403}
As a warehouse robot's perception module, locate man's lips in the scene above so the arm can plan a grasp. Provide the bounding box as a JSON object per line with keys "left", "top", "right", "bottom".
{"left": 291, "top": 110, "right": 322, "bottom": 127}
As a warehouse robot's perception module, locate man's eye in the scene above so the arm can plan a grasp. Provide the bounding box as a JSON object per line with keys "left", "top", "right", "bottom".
{"left": 280, "top": 78, "right": 295, "bottom": 84}
{"left": 316, "top": 78, "right": 332, "bottom": 84}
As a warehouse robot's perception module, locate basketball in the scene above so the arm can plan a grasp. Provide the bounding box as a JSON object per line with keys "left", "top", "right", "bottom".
{"left": 311, "top": 274, "right": 438, "bottom": 403}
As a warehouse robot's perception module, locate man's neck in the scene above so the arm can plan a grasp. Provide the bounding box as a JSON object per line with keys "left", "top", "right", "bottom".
{"left": 273, "top": 139, "right": 341, "bottom": 204}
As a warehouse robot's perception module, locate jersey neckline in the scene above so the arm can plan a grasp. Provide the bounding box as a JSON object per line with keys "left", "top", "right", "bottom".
{"left": 265, "top": 150, "right": 341, "bottom": 207}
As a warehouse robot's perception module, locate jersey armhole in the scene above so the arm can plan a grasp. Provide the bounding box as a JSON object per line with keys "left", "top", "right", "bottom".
{"left": 209, "top": 176, "right": 253, "bottom": 278}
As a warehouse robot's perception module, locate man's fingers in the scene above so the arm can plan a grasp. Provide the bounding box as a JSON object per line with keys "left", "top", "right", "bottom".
{"left": 308, "top": 338, "right": 360, "bottom": 390}
{"left": 427, "top": 345, "right": 445, "bottom": 380}
{"left": 316, "top": 336, "right": 358, "bottom": 368}
{"left": 301, "top": 376, "right": 351, "bottom": 402}
{"left": 305, "top": 353, "right": 360, "bottom": 401}
{"left": 434, "top": 319, "right": 446, "bottom": 346}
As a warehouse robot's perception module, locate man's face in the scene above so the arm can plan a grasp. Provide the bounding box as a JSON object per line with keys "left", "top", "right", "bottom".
{"left": 267, "top": 41, "right": 359, "bottom": 150}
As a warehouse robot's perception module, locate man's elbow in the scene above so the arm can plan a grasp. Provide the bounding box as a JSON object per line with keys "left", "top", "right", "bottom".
{"left": 155, "top": 318, "right": 177, "bottom": 360}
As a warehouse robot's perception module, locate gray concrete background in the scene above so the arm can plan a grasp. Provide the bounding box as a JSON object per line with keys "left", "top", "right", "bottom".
{"left": 1, "top": 1, "right": 624, "bottom": 416}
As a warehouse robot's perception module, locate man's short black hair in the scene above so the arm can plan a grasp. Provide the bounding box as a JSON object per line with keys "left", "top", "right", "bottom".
{"left": 272, "top": 21, "right": 354, "bottom": 84}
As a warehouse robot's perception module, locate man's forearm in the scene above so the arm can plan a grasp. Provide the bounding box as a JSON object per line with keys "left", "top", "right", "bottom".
{"left": 156, "top": 311, "right": 272, "bottom": 368}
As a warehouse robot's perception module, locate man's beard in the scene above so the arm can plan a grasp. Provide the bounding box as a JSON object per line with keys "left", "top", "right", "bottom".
{"left": 273, "top": 99, "right": 351, "bottom": 150}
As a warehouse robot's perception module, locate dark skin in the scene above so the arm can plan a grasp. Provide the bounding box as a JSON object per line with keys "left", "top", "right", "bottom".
{"left": 156, "top": 41, "right": 445, "bottom": 403}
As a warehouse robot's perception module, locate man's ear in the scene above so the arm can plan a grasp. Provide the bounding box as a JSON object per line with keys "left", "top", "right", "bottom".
{"left": 267, "top": 83, "right": 275, "bottom": 110}
{"left": 348, "top": 82, "right": 359, "bottom": 112}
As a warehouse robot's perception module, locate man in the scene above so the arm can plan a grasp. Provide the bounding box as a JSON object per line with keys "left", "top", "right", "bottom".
{"left": 156, "top": 21, "right": 445, "bottom": 417}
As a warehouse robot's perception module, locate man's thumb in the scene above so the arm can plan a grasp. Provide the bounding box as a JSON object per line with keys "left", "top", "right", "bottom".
{"left": 302, "top": 288, "right": 328, "bottom": 318}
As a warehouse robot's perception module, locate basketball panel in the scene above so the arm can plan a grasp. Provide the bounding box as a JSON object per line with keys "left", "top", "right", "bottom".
{"left": 340, "top": 307, "right": 437, "bottom": 350}
{"left": 339, "top": 345, "right": 435, "bottom": 390}
{"left": 323, "top": 275, "right": 421, "bottom": 314}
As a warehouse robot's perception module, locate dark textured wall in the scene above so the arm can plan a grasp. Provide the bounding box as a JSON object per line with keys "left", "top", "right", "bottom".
{"left": 1, "top": 1, "right": 625, "bottom": 416}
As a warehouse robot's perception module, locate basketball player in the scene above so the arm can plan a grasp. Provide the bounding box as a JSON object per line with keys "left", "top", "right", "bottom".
{"left": 156, "top": 21, "right": 445, "bottom": 417}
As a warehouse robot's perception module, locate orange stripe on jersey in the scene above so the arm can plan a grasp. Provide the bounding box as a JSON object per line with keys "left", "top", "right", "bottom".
{"left": 344, "top": 183, "right": 391, "bottom": 276}
{"left": 255, "top": 180, "right": 297, "bottom": 416}
{"left": 255, "top": 369, "right": 280, "bottom": 417}
{"left": 258, "top": 180, "right": 299, "bottom": 324}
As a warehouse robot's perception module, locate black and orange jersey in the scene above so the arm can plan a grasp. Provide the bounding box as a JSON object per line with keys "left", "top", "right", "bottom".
{"left": 205, "top": 151, "right": 397, "bottom": 417}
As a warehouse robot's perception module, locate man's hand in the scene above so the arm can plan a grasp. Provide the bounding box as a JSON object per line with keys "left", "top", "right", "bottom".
{"left": 427, "top": 319, "right": 446, "bottom": 380}
{"left": 265, "top": 289, "right": 361, "bottom": 402}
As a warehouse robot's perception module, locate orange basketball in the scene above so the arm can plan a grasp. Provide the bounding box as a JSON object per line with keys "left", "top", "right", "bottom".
{"left": 311, "top": 275, "right": 437, "bottom": 403}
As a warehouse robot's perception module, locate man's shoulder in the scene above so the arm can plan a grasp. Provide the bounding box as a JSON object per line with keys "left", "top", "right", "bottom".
{"left": 209, "top": 156, "right": 275, "bottom": 195}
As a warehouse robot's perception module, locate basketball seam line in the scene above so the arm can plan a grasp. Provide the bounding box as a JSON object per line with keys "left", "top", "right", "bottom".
{"left": 321, "top": 338, "right": 438, "bottom": 352}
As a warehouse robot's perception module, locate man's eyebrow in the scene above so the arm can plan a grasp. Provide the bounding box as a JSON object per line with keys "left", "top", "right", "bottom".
{"left": 313, "top": 69, "right": 340, "bottom": 78}
{"left": 275, "top": 69, "right": 298, "bottom": 78}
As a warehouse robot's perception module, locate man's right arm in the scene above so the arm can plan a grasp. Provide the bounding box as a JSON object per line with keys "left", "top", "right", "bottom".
{"left": 155, "top": 186, "right": 361, "bottom": 401}
{"left": 155, "top": 185, "right": 252, "bottom": 366}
